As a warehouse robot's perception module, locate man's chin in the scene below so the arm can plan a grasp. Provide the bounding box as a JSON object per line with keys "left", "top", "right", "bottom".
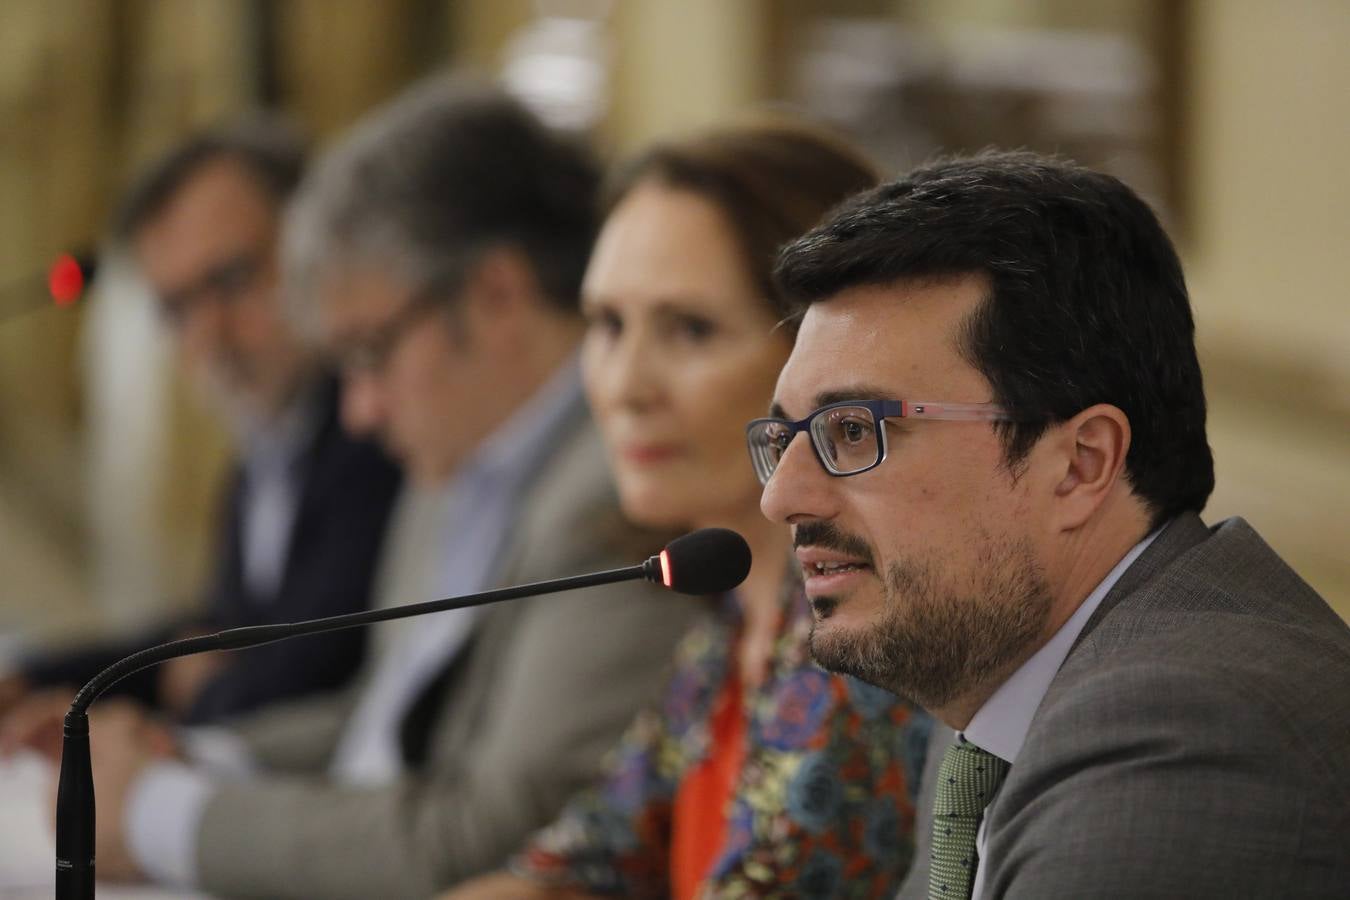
{"left": 809, "top": 616, "right": 868, "bottom": 675}
{"left": 808, "top": 608, "right": 913, "bottom": 693}
{"left": 194, "top": 374, "right": 265, "bottom": 428}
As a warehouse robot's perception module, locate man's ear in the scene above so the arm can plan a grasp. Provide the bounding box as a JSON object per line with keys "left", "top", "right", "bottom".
{"left": 458, "top": 246, "right": 542, "bottom": 344}
{"left": 1048, "top": 403, "right": 1132, "bottom": 531}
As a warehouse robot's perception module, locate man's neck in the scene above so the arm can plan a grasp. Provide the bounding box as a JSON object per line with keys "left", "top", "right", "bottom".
{"left": 934, "top": 505, "right": 1153, "bottom": 732}
{"left": 1046, "top": 507, "right": 1152, "bottom": 639}
{"left": 412, "top": 344, "right": 582, "bottom": 488}
{"left": 230, "top": 367, "right": 320, "bottom": 449}
{"left": 482, "top": 318, "right": 583, "bottom": 427}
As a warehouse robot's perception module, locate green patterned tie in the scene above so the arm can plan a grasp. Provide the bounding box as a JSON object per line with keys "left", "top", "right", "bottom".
{"left": 928, "top": 737, "right": 1010, "bottom": 900}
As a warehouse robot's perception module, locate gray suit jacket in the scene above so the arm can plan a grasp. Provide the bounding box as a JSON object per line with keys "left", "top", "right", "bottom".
{"left": 899, "top": 513, "right": 1350, "bottom": 899}
{"left": 192, "top": 411, "right": 706, "bottom": 899}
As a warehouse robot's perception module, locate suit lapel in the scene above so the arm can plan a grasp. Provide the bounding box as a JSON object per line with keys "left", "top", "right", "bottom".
{"left": 396, "top": 398, "right": 595, "bottom": 766}
{"left": 269, "top": 376, "right": 342, "bottom": 601}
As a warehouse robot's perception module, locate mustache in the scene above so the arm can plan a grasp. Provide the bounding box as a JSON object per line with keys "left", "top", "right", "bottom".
{"left": 793, "top": 520, "right": 875, "bottom": 567}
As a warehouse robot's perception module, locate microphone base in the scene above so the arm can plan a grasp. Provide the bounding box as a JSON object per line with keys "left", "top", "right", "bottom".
{"left": 55, "top": 711, "right": 96, "bottom": 899}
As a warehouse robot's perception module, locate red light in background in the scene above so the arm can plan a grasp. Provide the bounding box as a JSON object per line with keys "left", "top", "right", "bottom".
{"left": 48, "top": 253, "right": 85, "bottom": 307}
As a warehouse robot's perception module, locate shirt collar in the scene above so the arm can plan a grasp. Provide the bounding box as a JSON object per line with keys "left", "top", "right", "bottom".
{"left": 962, "top": 524, "right": 1164, "bottom": 763}
{"left": 453, "top": 354, "right": 584, "bottom": 494}
{"left": 241, "top": 380, "right": 324, "bottom": 474}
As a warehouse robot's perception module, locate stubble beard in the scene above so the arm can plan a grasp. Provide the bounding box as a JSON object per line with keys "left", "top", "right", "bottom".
{"left": 809, "top": 534, "right": 1052, "bottom": 712}
{"left": 196, "top": 351, "right": 265, "bottom": 432}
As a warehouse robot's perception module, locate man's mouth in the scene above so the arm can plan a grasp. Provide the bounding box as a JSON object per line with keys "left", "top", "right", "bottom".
{"left": 792, "top": 521, "right": 876, "bottom": 598}
{"left": 796, "top": 548, "right": 874, "bottom": 595}
{"left": 807, "top": 560, "right": 869, "bottom": 575}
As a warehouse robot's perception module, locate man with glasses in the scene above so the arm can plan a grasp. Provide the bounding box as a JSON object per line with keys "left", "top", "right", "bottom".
{"left": 754, "top": 151, "right": 1350, "bottom": 897}
{"left": 52, "top": 78, "right": 701, "bottom": 897}
{"left": 0, "top": 120, "right": 401, "bottom": 725}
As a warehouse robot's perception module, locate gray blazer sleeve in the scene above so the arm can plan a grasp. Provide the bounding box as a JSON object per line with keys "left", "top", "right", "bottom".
{"left": 984, "top": 657, "right": 1348, "bottom": 899}
{"left": 194, "top": 582, "right": 696, "bottom": 899}
{"left": 220, "top": 685, "right": 358, "bottom": 774}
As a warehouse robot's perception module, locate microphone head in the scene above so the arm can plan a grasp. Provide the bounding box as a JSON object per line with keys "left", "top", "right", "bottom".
{"left": 48, "top": 252, "right": 96, "bottom": 308}
{"left": 654, "top": 528, "right": 752, "bottom": 596}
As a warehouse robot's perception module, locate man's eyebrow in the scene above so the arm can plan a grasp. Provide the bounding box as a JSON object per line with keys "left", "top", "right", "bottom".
{"left": 769, "top": 385, "right": 899, "bottom": 421}
{"left": 813, "top": 386, "right": 899, "bottom": 408}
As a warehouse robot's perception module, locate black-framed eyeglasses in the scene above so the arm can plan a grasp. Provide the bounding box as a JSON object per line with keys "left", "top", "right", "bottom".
{"left": 334, "top": 288, "right": 448, "bottom": 376}
{"left": 745, "top": 398, "right": 1014, "bottom": 485}
{"left": 157, "top": 248, "right": 267, "bottom": 330}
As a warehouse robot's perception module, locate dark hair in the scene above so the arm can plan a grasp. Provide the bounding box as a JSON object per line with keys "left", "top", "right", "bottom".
{"left": 287, "top": 78, "right": 599, "bottom": 314}
{"left": 604, "top": 117, "right": 880, "bottom": 322}
{"left": 113, "top": 114, "right": 306, "bottom": 240}
{"left": 773, "top": 150, "right": 1214, "bottom": 527}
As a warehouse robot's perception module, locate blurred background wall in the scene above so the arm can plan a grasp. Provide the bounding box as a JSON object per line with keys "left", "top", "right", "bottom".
{"left": 1, "top": 0, "right": 1345, "bottom": 651}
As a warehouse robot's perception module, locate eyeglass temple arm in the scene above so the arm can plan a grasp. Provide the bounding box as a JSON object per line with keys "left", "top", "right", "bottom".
{"left": 897, "top": 400, "right": 1012, "bottom": 421}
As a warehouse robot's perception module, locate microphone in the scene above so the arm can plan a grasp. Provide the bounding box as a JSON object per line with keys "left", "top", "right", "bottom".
{"left": 54, "top": 527, "right": 751, "bottom": 898}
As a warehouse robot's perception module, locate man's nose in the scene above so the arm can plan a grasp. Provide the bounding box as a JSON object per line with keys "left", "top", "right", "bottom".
{"left": 339, "top": 371, "right": 385, "bottom": 437}
{"left": 176, "top": 295, "right": 227, "bottom": 361}
{"left": 760, "top": 431, "right": 834, "bottom": 525}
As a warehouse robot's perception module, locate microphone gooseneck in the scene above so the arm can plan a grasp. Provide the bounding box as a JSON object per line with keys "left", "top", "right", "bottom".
{"left": 54, "top": 528, "right": 749, "bottom": 897}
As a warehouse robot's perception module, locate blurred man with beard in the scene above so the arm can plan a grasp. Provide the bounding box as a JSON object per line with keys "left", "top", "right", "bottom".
{"left": 754, "top": 151, "right": 1350, "bottom": 898}
{"left": 0, "top": 120, "right": 401, "bottom": 724}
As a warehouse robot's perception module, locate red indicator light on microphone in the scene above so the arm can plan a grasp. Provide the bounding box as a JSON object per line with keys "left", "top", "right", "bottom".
{"left": 659, "top": 549, "right": 673, "bottom": 588}
{"left": 48, "top": 254, "right": 85, "bottom": 307}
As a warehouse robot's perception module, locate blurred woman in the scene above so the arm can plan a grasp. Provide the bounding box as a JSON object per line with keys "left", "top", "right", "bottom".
{"left": 445, "top": 120, "right": 930, "bottom": 899}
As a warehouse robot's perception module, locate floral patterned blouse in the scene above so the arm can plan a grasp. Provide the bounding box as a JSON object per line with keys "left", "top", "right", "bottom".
{"left": 512, "top": 588, "right": 932, "bottom": 898}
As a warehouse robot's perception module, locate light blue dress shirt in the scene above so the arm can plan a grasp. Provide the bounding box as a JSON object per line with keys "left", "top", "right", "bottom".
{"left": 237, "top": 387, "right": 323, "bottom": 601}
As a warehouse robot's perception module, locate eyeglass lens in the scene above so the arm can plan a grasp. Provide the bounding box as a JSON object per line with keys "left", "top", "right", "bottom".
{"left": 810, "top": 405, "right": 880, "bottom": 474}
{"left": 748, "top": 404, "right": 881, "bottom": 483}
